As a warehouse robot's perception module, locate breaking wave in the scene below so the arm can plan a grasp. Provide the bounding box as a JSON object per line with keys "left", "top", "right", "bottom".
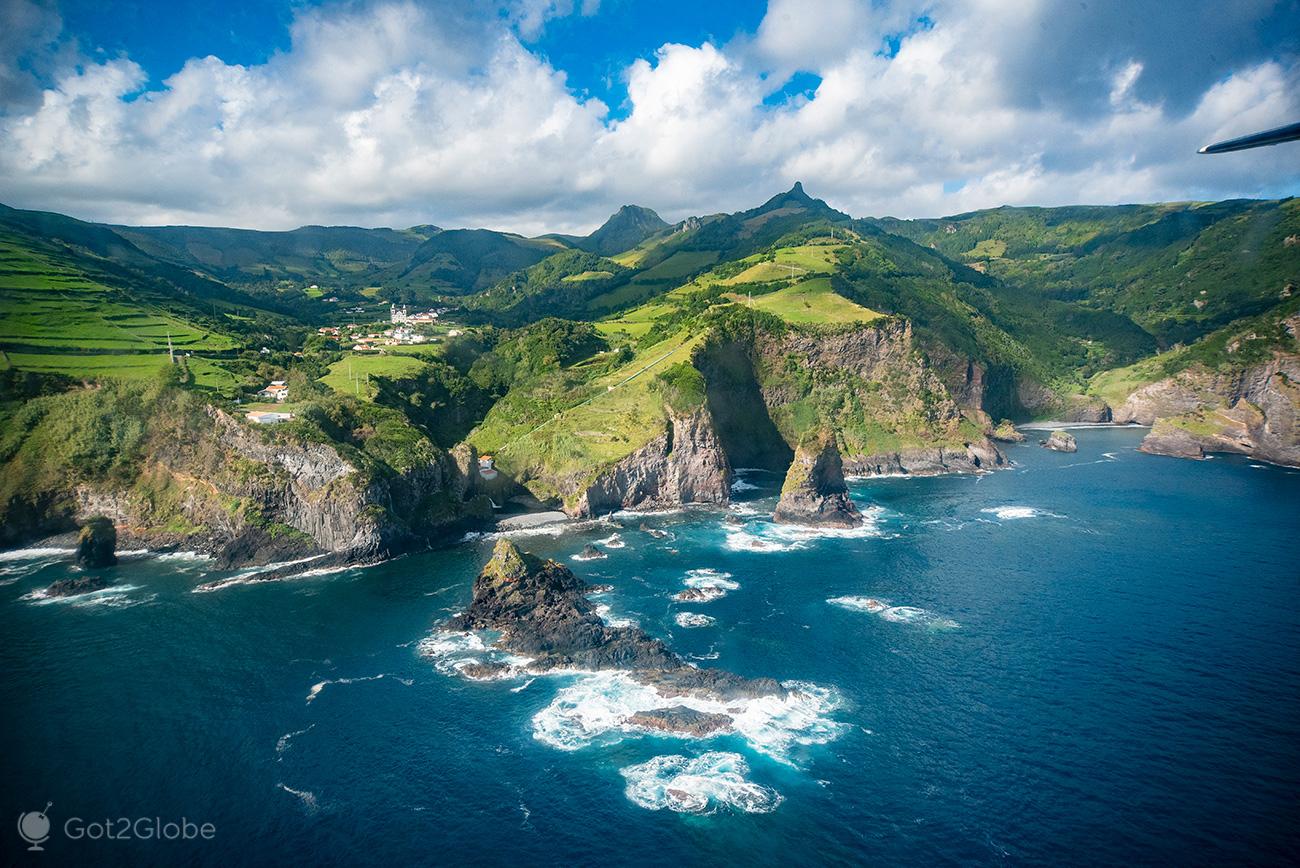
{"left": 277, "top": 783, "right": 319, "bottom": 811}
{"left": 21, "top": 584, "right": 155, "bottom": 609}
{"left": 594, "top": 603, "right": 638, "bottom": 629}
{"left": 674, "top": 612, "right": 716, "bottom": 628}
{"left": 826, "top": 596, "right": 888, "bottom": 613}
{"left": 620, "top": 752, "right": 783, "bottom": 814}
{"left": 531, "top": 672, "right": 845, "bottom": 763}
{"left": 979, "top": 505, "right": 1064, "bottom": 521}
{"left": 683, "top": 568, "right": 738, "bottom": 591}
{"left": 828, "top": 597, "right": 959, "bottom": 629}
{"left": 192, "top": 554, "right": 331, "bottom": 592}
{"left": 0, "top": 547, "right": 75, "bottom": 562}
{"left": 417, "top": 630, "right": 533, "bottom": 680}
{"left": 724, "top": 506, "right": 889, "bottom": 552}
{"left": 275, "top": 724, "right": 315, "bottom": 758}
{"left": 593, "top": 533, "right": 627, "bottom": 549}
{"left": 878, "top": 606, "right": 961, "bottom": 629}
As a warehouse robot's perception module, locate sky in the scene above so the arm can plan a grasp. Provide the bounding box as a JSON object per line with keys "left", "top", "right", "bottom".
{"left": 1, "top": 0, "right": 1298, "bottom": 234}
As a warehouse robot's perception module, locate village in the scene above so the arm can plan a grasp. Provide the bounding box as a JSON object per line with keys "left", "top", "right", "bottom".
{"left": 246, "top": 302, "right": 461, "bottom": 424}
{"left": 313, "top": 303, "right": 459, "bottom": 353}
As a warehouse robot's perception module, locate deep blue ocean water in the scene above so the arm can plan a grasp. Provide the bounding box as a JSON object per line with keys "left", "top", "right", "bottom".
{"left": 2, "top": 428, "right": 1298, "bottom": 866}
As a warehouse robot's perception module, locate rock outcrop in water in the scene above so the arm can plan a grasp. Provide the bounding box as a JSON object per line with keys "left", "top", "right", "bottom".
{"left": 1114, "top": 353, "right": 1300, "bottom": 467}
{"left": 446, "top": 539, "right": 785, "bottom": 706}
{"left": 74, "top": 515, "right": 117, "bottom": 568}
{"left": 1042, "top": 431, "right": 1078, "bottom": 452}
{"left": 773, "top": 434, "right": 863, "bottom": 528}
{"left": 45, "top": 575, "right": 111, "bottom": 597}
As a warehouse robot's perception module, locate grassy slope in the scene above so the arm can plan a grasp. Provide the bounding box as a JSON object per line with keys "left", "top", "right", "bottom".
{"left": 1088, "top": 295, "right": 1300, "bottom": 407}
{"left": 738, "top": 278, "right": 881, "bottom": 325}
{"left": 320, "top": 353, "right": 432, "bottom": 400}
{"left": 469, "top": 330, "right": 701, "bottom": 500}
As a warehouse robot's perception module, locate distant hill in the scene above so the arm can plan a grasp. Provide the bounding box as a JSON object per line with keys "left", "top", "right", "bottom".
{"left": 383, "top": 229, "right": 564, "bottom": 296}
{"left": 872, "top": 198, "right": 1300, "bottom": 346}
{"left": 114, "top": 223, "right": 438, "bottom": 289}
{"left": 571, "top": 205, "right": 670, "bottom": 256}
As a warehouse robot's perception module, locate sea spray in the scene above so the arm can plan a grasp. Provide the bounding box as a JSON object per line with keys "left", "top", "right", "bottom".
{"left": 620, "top": 752, "right": 783, "bottom": 814}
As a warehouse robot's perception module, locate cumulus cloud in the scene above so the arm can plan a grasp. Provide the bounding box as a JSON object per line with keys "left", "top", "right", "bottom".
{"left": 0, "top": 0, "right": 1296, "bottom": 233}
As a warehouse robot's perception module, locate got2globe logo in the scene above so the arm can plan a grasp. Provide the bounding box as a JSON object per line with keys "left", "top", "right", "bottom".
{"left": 17, "top": 802, "right": 53, "bottom": 851}
{"left": 15, "top": 802, "right": 215, "bottom": 851}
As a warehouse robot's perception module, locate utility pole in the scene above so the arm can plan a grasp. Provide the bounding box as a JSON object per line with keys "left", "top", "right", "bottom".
{"left": 167, "top": 331, "right": 175, "bottom": 365}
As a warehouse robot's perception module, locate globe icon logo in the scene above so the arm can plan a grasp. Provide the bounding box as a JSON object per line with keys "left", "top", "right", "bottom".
{"left": 17, "top": 802, "right": 53, "bottom": 851}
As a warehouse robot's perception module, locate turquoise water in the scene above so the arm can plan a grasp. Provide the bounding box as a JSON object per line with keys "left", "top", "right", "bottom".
{"left": 2, "top": 428, "right": 1298, "bottom": 865}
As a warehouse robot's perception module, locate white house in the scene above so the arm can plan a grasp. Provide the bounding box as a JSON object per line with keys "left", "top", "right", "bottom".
{"left": 246, "top": 411, "right": 293, "bottom": 425}
{"left": 257, "top": 380, "right": 289, "bottom": 402}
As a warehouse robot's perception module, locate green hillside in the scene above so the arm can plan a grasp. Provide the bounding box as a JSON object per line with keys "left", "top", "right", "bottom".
{"left": 875, "top": 198, "right": 1299, "bottom": 346}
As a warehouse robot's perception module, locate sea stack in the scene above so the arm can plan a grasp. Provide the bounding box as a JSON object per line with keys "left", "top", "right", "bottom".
{"left": 445, "top": 539, "right": 784, "bottom": 702}
{"left": 1042, "top": 431, "right": 1078, "bottom": 453}
{"left": 75, "top": 515, "right": 118, "bottom": 568}
{"left": 773, "top": 433, "right": 863, "bottom": 528}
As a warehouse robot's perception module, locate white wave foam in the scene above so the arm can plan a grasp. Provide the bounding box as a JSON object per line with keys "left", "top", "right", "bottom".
{"left": 621, "top": 752, "right": 783, "bottom": 814}
{"left": 724, "top": 505, "right": 888, "bottom": 552}
{"left": 277, "top": 783, "right": 318, "bottom": 811}
{"left": 192, "top": 554, "right": 331, "bottom": 592}
{"left": 593, "top": 533, "right": 627, "bottom": 549}
{"left": 827, "top": 597, "right": 959, "bottom": 629}
{"left": 683, "top": 569, "right": 738, "bottom": 591}
{"left": 879, "top": 606, "right": 961, "bottom": 630}
{"left": 418, "top": 630, "right": 533, "bottom": 679}
{"left": 155, "top": 550, "right": 212, "bottom": 562}
{"left": 531, "top": 672, "right": 845, "bottom": 763}
{"left": 570, "top": 550, "right": 608, "bottom": 561}
{"left": 275, "top": 724, "right": 315, "bottom": 758}
{"left": 594, "top": 603, "right": 638, "bottom": 629}
{"left": 305, "top": 673, "right": 395, "bottom": 704}
{"left": 730, "top": 479, "right": 760, "bottom": 492}
{"left": 979, "top": 506, "right": 1064, "bottom": 521}
{"left": 826, "top": 596, "right": 888, "bottom": 613}
{"left": 674, "top": 612, "right": 716, "bottom": 628}
{"left": 22, "top": 584, "right": 152, "bottom": 609}
{"left": 0, "top": 547, "right": 73, "bottom": 562}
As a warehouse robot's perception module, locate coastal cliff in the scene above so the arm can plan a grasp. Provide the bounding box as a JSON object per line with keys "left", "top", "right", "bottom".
{"left": 572, "top": 406, "right": 731, "bottom": 517}
{"left": 745, "top": 318, "right": 1006, "bottom": 478}
{"left": 0, "top": 381, "right": 486, "bottom": 564}
{"left": 467, "top": 311, "right": 1009, "bottom": 520}
{"left": 1117, "top": 353, "right": 1300, "bottom": 466}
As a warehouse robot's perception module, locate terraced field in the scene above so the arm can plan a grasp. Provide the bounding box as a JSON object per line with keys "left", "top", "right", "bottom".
{"left": 0, "top": 233, "right": 241, "bottom": 386}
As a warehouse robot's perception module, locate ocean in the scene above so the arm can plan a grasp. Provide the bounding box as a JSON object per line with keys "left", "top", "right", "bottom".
{"left": 2, "top": 427, "right": 1298, "bottom": 866}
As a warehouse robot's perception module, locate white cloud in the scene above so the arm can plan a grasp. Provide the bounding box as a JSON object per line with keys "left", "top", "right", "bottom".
{"left": 0, "top": 0, "right": 1295, "bottom": 233}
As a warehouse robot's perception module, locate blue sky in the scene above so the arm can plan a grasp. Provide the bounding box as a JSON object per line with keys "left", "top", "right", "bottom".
{"left": 1, "top": 0, "right": 1297, "bottom": 232}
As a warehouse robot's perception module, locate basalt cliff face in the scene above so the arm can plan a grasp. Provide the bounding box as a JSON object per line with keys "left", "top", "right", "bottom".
{"left": 571, "top": 406, "right": 731, "bottom": 518}
{"left": 746, "top": 319, "right": 1006, "bottom": 478}
{"left": 33, "top": 401, "right": 479, "bottom": 567}
{"left": 1116, "top": 352, "right": 1300, "bottom": 466}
